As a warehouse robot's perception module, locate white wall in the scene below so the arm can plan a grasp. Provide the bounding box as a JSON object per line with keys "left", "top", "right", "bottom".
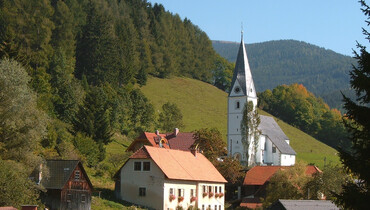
{"left": 163, "top": 180, "right": 197, "bottom": 210}
{"left": 197, "top": 182, "right": 225, "bottom": 210}
{"left": 120, "top": 159, "right": 164, "bottom": 210}
{"left": 280, "top": 154, "right": 296, "bottom": 166}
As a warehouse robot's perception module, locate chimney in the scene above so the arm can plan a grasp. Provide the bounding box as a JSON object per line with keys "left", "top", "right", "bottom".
{"left": 174, "top": 128, "right": 179, "bottom": 136}
{"left": 155, "top": 130, "right": 159, "bottom": 135}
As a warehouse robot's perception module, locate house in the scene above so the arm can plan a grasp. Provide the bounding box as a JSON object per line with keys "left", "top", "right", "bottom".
{"left": 241, "top": 165, "right": 321, "bottom": 208}
{"left": 267, "top": 199, "right": 339, "bottom": 210}
{"left": 126, "top": 128, "right": 195, "bottom": 152}
{"left": 115, "top": 145, "right": 227, "bottom": 210}
{"left": 40, "top": 160, "right": 93, "bottom": 210}
{"left": 227, "top": 32, "right": 296, "bottom": 166}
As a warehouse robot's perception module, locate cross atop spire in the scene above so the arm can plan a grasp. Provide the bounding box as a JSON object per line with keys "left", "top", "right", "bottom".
{"left": 241, "top": 22, "right": 244, "bottom": 40}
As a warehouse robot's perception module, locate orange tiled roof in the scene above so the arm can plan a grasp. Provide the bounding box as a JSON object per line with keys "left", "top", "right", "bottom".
{"left": 141, "top": 146, "right": 227, "bottom": 183}
{"left": 243, "top": 165, "right": 322, "bottom": 186}
{"left": 243, "top": 166, "right": 283, "bottom": 185}
{"left": 305, "top": 165, "right": 322, "bottom": 175}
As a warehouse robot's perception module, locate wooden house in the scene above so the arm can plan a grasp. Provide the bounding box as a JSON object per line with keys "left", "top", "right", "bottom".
{"left": 40, "top": 160, "right": 93, "bottom": 210}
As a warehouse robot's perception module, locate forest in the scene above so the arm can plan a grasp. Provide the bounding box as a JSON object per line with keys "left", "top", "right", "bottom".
{"left": 0, "top": 0, "right": 356, "bottom": 208}
{"left": 0, "top": 0, "right": 232, "bottom": 207}
{"left": 212, "top": 40, "right": 356, "bottom": 111}
{"left": 258, "top": 84, "right": 348, "bottom": 149}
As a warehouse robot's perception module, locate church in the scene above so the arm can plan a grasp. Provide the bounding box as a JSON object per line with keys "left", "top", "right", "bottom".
{"left": 227, "top": 33, "right": 296, "bottom": 166}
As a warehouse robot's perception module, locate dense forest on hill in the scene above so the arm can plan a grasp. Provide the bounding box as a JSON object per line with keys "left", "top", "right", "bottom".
{"left": 212, "top": 40, "right": 356, "bottom": 110}
{"left": 0, "top": 0, "right": 233, "bottom": 207}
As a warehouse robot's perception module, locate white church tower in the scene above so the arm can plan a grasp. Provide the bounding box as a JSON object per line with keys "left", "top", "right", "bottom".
{"left": 227, "top": 32, "right": 258, "bottom": 166}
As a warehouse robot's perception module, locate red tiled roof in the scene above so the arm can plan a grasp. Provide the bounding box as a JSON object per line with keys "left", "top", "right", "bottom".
{"left": 142, "top": 146, "right": 227, "bottom": 183}
{"left": 126, "top": 131, "right": 195, "bottom": 152}
{"left": 167, "top": 132, "right": 195, "bottom": 151}
{"left": 240, "top": 197, "right": 263, "bottom": 209}
{"left": 0, "top": 207, "right": 17, "bottom": 210}
{"left": 130, "top": 147, "right": 150, "bottom": 159}
{"left": 243, "top": 165, "right": 322, "bottom": 186}
{"left": 243, "top": 166, "right": 283, "bottom": 185}
{"left": 305, "top": 165, "right": 322, "bottom": 175}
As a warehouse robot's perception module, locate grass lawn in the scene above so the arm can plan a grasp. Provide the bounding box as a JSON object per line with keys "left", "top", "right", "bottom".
{"left": 142, "top": 76, "right": 341, "bottom": 168}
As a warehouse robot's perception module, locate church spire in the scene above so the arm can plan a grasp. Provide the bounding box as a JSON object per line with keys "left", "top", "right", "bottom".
{"left": 229, "top": 29, "right": 256, "bottom": 98}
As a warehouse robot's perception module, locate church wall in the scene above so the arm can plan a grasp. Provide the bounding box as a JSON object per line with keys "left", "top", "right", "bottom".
{"left": 272, "top": 149, "right": 281, "bottom": 165}
{"left": 280, "top": 154, "right": 295, "bottom": 166}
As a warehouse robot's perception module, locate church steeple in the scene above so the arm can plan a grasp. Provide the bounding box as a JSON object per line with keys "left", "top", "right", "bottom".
{"left": 229, "top": 31, "right": 256, "bottom": 98}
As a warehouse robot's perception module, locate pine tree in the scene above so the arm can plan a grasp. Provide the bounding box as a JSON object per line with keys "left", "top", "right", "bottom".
{"left": 336, "top": 1, "right": 370, "bottom": 209}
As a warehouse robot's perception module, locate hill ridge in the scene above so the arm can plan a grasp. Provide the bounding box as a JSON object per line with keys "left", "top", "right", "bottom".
{"left": 212, "top": 39, "right": 355, "bottom": 111}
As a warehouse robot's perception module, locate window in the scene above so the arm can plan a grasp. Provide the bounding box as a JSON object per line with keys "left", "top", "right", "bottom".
{"left": 202, "top": 205, "right": 205, "bottom": 210}
{"left": 272, "top": 146, "right": 276, "bottom": 153}
{"left": 215, "top": 205, "right": 217, "bottom": 210}
{"left": 208, "top": 186, "right": 212, "bottom": 193}
{"left": 81, "top": 194, "right": 86, "bottom": 203}
{"left": 178, "top": 189, "right": 184, "bottom": 197}
{"left": 66, "top": 194, "right": 71, "bottom": 202}
{"left": 208, "top": 205, "right": 211, "bottom": 210}
{"left": 143, "top": 162, "right": 150, "bottom": 171}
{"left": 169, "top": 188, "right": 174, "bottom": 195}
{"left": 134, "top": 162, "right": 141, "bottom": 171}
{"left": 203, "top": 185, "right": 207, "bottom": 193}
{"left": 74, "top": 170, "right": 80, "bottom": 180}
{"left": 236, "top": 101, "right": 240, "bottom": 109}
{"left": 219, "top": 186, "right": 222, "bottom": 193}
{"left": 219, "top": 205, "right": 221, "bottom": 210}
{"left": 215, "top": 187, "right": 218, "bottom": 193}
{"left": 190, "top": 189, "right": 195, "bottom": 197}
{"left": 139, "top": 187, "right": 146, "bottom": 196}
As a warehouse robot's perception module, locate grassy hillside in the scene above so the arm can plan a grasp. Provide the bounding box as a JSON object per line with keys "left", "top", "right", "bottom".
{"left": 140, "top": 77, "right": 340, "bottom": 168}
{"left": 140, "top": 76, "right": 228, "bottom": 138}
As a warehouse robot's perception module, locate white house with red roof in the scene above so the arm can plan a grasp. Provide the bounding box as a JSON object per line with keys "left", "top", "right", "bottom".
{"left": 115, "top": 145, "right": 227, "bottom": 210}
{"left": 126, "top": 128, "right": 196, "bottom": 152}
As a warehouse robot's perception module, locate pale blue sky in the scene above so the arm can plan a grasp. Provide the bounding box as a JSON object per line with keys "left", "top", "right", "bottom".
{"left": 149, "top": 0, "right": 369, "bottom": 56}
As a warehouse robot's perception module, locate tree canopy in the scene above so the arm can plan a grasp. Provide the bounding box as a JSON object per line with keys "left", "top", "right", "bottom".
{"left": 335, "top": 1, "right": 370, "bottom": 209}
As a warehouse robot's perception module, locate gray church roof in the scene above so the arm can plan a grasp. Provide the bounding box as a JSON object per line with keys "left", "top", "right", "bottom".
{"left": 229, "top": 34, "right": 256, "bottom": 97}
{"left": 259, "top": 115, "right": 296, "bottom": 155}
{"left": 268, "top": 199, "right": 339, "bottom": 210}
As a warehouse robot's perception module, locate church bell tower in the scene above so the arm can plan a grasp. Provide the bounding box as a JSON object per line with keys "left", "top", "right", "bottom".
{"left": 227, "top": 31, "right": 257, "bottom": 165}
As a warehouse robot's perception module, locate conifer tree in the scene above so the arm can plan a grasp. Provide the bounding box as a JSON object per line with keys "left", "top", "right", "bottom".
{"left": 336, "top": 1, "right": 370, "bottom": 208}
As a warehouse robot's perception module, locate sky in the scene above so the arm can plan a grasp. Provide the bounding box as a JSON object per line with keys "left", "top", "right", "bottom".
{"left": 148, "top": 0, "right": 369, "bottom": 56}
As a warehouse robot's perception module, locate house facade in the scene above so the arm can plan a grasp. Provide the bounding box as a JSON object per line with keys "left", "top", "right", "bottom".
{"left": 40, "top": 160, "right": 93, "bottom": 210}
{"left": 227, "top": 33, "right": 296, "bottom": 166}
{"left": 115, "top": 146, "right": 227, "bottom": 210}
